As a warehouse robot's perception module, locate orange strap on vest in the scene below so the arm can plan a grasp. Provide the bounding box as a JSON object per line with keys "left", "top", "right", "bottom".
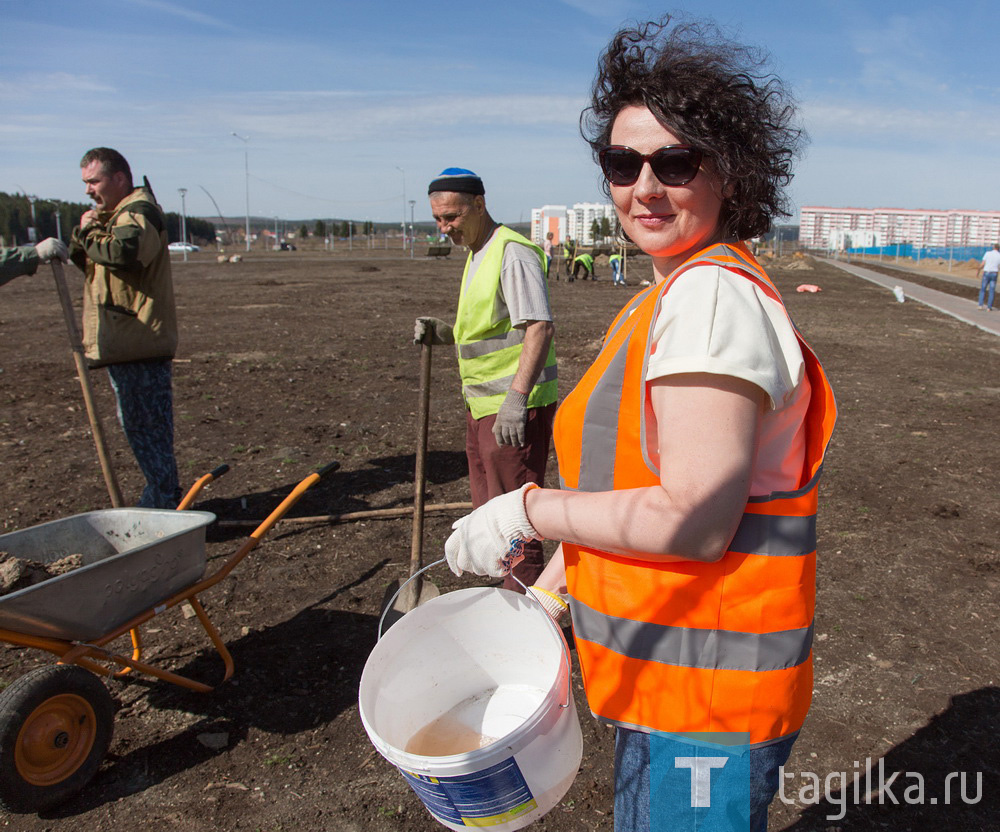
{"left": 554, "top": 242, "right": 837, "bottom": 744}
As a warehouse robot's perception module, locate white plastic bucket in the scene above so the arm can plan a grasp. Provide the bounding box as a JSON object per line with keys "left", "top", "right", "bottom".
{"left": 359, "top": 581, "right": 583, "bottom": 831}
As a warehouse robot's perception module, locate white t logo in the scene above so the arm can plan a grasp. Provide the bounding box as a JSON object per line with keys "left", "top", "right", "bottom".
{"left": 675, "top": 756, "right": 729, "bottom": 807}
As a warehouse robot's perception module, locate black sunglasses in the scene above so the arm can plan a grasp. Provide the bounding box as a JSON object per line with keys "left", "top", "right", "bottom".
{"left": 598, "top": 144, "right": 704, "bottom": 187}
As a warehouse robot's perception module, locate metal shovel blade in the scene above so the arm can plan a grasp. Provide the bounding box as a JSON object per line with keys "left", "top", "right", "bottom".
{"left": 379, "top": 576, "right": 440, "bottom": 632}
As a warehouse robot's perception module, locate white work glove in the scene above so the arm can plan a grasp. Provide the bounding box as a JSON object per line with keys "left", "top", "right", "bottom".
{"left": 528, "top": 586, "right": 569, "bottom": 622}
{"left": 493, "top": 390, "right": 528, "bottom": 447}
{"left": 445, "top": 483, "right": 542, "bottom": 577}
{"left": 35, "top": 238, "right": 69, "bottom": 263}
{"left": 413, "top": 316, "right": 454, "bottom": 345}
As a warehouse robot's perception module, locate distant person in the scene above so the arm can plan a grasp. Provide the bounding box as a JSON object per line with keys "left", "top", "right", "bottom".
{"left": 543, "top": 231, "right": 554, "bottom": 274}
{"left": 0, "top": 239, "right": 68, "bottom": 286}
{"left": 413, "top": 167, "right": 557, "bottom": 590}
{"left": 571, "top": 252, "right": 594, "bottom": 281}
{"left": 558, "top": 239, "right": 571, "bottom": 281}
{"left": 564, "top": 238, "right": 576, "bottom": 276}
{"left": 69, "top": 147, "right": 181, "bottom": 508}
{"left": 977, "top": 243, "right": 1000, "bottom": 311}
{"left": 609, "top": 251, "right": 624, "bottom": 286}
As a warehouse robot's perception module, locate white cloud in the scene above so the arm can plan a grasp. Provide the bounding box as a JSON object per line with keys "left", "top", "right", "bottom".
{"left": 556, "top": 0, "right": 632, "bottom": 19}
{"left": 0, "top": 73, "right": 116, "bottom": 101}
{"left": 146, "top": 91, "right": 588, "bottom": 144}
{"left": 122, "top": 0, "right": 240, "bottom": 31}
{"left": 802, "top": 101, "right": 1000, "bottom": 145}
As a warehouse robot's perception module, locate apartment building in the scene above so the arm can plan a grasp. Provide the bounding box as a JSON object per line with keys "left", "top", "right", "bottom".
{"left": 531, "top": 202, "right": 616, "bottom": 246}
{"left": 800, "top": 206, "right": 1000, "bottom": 250}
{"left": 530, "top": 205, "right": 567, "bottom": 246}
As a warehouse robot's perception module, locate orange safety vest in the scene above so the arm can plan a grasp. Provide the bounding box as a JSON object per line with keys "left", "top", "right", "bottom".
{"left": 555, "top": 242, "right": 837, "bottom": 745}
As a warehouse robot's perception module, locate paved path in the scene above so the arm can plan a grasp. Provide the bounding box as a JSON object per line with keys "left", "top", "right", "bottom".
{"left": 836, "top": 257, "right": 978, "bottom": 288}
{"left": 822, "top": 258, "right": 1000, "bottom": 337}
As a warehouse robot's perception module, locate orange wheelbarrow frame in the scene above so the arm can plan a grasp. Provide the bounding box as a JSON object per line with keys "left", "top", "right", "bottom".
{"left": 0, "top": 462, "right": 337, "bottom": 693}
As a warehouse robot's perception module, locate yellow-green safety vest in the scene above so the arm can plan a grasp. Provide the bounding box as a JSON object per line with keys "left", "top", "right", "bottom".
{"left": 453, "top": 226, "right": 558, "bottom": 418}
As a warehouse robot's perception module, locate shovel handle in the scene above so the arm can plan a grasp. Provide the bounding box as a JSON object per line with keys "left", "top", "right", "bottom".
{"left": 50, "top": 261, "right": 124, "bottom": 507}
{"left": 403, "top": 338, "right": 432, "bottom": 610}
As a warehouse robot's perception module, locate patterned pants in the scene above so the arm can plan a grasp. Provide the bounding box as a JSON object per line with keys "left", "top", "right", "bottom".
{"left": 107, "top": 359, "right": 181, "bottom": 509}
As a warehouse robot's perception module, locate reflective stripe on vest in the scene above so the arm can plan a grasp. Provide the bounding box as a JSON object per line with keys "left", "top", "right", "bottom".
{"left": 453, "top": 226, "right": 557, "bottom": 418}
{"left": 554, "top": 241, "right": 837, "bottom": 743}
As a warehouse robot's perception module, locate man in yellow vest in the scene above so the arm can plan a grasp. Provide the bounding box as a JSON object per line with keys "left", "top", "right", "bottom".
{"left": 571, "top": 252, "right": 595, "bottom": 282}
{"left": 414, "top": 168, "right": 557, "bottom": 590}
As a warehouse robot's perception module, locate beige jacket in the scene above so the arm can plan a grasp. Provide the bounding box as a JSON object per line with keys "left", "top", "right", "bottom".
{"left": 70, "top": 186, "right": 177, "bottom": 367}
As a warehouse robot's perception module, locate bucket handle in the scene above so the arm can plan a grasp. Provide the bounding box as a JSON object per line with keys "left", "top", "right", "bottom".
{"left": 379, "top": 558, "right": 573, "bottom": 710}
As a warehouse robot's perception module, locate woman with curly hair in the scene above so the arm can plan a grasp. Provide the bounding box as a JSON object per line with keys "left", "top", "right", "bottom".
{"left": 445, "top": 16, "right": 836, "bottom": 830}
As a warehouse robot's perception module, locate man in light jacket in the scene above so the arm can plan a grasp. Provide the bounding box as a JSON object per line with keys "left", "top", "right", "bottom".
{"left": 70, "top": 147, "right": 180, "bottom": 508}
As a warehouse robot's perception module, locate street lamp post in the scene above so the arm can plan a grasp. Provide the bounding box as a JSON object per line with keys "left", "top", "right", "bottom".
{"left": 26, "top": 195, "right": 37, "bottom": 243}
{"left": 231, "top": 132, "right": 251, "bottom": 252}
{"left": 395, "top": 166, "right": 406, "bottom": 250}
{"left": 409, "top": 199, "right": 415, "bottom": 259}
{"left": 178, "top": 188, "right": 188, "bottom": 263}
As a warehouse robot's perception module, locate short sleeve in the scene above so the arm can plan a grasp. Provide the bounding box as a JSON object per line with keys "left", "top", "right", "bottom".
{"left": 645, "top": 265, "right": 805, "bottom": 409}
{"left": 499, "top": 242, "right": 552, "bottom": 326}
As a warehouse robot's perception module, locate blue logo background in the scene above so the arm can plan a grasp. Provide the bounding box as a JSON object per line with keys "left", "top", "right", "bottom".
{"left": 649, "top": 733, "right": 757, "bottom": 831}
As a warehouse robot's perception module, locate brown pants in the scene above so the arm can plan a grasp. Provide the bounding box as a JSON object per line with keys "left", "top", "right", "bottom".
{"left": 465, "top": 402, "right": 556, "bottom": 591}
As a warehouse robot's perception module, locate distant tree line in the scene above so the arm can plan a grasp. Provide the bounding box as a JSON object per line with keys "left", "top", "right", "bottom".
{"left": 0, "top": 192, "right": 89, "bottom": 247}
{"left": 165, "top": 213, "right": 216, "bottom": 246}
{"left": 0, "top": 192, "right": 215, "bottom": 248}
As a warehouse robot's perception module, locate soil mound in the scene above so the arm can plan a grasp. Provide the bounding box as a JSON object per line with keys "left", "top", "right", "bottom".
{"left": 0, "top": 552, "right": 84, "bottom": 595}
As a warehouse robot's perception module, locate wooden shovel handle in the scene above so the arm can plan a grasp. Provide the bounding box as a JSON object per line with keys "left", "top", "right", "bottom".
{"left": 410, "top": 338, "right": 432, "bottom": 572}
{"left": 50, "top": 261, "right": 124, "bottom": 507}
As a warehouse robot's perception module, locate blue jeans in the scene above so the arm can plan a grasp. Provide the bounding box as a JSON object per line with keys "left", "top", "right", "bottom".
{"left": 614, "top": 728, "right": 797, "bottom": 832}
{"left": 612, "top": 262, "right": 624, "bottom": 285}
{"left": 107, "top": 359, "right": 181, "bottom": 509}
{"left": 978, "top": 272, "right": 997, "bottom": 309}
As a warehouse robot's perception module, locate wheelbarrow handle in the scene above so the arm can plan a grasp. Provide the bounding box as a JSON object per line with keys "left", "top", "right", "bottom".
{"left": 315, "top": 460, "right": 341, "bottom": 478}
{"left": 176, "top": 463, "right": 231, "bottom": 512}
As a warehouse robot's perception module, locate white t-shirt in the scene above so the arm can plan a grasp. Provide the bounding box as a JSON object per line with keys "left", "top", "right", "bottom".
{"left": 981, "top": 249, "right": 1000, "bottom": 273}
{"left": 465, "top": 227, "right": 552, "bottom": 327}
{"left": 644, "top": 264, "right": 810, "bottom": 495}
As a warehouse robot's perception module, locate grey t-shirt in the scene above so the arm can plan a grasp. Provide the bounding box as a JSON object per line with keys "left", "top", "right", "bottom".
{"left": 465, "top": 226, "right": 553, "bottom": 328}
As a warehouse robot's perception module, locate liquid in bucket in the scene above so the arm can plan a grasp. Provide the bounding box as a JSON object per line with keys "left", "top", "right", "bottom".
{"left": 404, "top": 704, "right": 499, "bottom": 756}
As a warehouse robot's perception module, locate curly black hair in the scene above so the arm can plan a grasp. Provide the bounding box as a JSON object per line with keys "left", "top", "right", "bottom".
{"left": 581, "top": 16, "right": 806, "bottom": 241}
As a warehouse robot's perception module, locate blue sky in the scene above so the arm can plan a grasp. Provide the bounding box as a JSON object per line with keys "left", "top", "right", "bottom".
{"left": 2, "top": 0, "right": 998, "bottom": 226}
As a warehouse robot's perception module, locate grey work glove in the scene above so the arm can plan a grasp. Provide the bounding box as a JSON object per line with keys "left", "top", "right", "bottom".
{"left": 493, "top": 389, "right": 529, "bottom": 447}
{"left": 35, "top": 238, "right": 69, "bottom": 264}
{"left": 413, "top": 316, "right": 454, "bottom": 346}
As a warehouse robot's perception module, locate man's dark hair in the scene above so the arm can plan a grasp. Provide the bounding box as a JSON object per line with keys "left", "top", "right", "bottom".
{"left": 80, "top": 147, "right": 134, "bottom": 189}
{"left": 580, "top": 16, "right": 806, "bottom": 240}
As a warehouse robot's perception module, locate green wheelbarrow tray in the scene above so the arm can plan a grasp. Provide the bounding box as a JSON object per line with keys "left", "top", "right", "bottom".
{"left": 0, "top": 508, "right": 216, "bottom": 642}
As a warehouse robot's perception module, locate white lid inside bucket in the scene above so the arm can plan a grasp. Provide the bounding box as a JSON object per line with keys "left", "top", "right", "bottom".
{"left": 359, "top": 587, "right": 568, "bottom": 761}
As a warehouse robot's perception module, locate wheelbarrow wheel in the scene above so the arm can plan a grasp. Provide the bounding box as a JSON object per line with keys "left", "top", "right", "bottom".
{"left": 0, "top": 665, "right": 114, "bottom": 813}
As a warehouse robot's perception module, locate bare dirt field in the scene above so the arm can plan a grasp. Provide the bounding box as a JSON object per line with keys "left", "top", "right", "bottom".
{"left": 0, "top": 247, "right": 997, "bottom": 831}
